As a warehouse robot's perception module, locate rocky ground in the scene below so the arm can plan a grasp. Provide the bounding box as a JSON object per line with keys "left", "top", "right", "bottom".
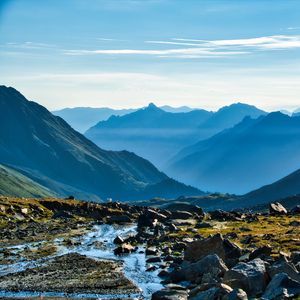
{"left": 0, "top": 196, "right": 300, "bottom": 299}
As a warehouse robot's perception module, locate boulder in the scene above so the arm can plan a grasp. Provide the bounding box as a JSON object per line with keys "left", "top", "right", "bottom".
{"left": 267, "top": 260, "right": 300, "bottom": 282}
{"left": 223, "top": 258, "right": 268, "bottom": 297}
{"left": 138, "top": 209, "right": 167, "bottom": 228}
{"left": 113, "top": 243, "right": 135, "bottom": 255}
{"left": 209, "top": 210, "right": 239, "bottom": 221}
{"left": 269, "top": 202, "right": 287, "bottom": 215}
{"left": 151, "top": 288, "right": 188, "bottom": 300}
{"left": 113, "top": 235, "right": 124, "bottom": 245}
{"left": 170, "top": 211, "right": 193, "bottom": 219}
{"left": 290, "top": 205, "right": 300, "bottom": 214}
{"left": 171, "top": 254, "right": 228, "bottom": 283}
{"left": 184, "top": 234, "right": 242, "bottom": 267}
{"left": 291, "top": 251, "right": 300, "bottom": 265}
{"left": 189, "top": 283, "right": 232, "bottom": 300}
{"left": 108, "top": 215, "right": 132, "bottom": 224}
{"left": 262, "top": 272, "right": 300, "bottom": 300}
{"left": 224, "top": 288, "right": 248, "bottom": 300}
{"left": 249, "top": 245, "right": 272, "bottom": 260}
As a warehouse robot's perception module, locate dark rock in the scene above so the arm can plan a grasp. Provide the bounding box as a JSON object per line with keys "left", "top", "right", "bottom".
{"left": 147, "top": 257, "right": 162, "bottom": 263}
{"left": 184, "top": 233, "right": 242, "bottom": 267}
{"left": 52, "top": 211, "right": 74, "bottom": 219}
{"left": 113, "top": 243, "right": 135, "bottom": 255}
{"left": 170, "top": 211, "right": 193, "bottom": 219}
{"left": 195, "top": 222, "right": 213, "bottom": 229}
{"left": 262, "top": 272, "right": 300, "bottom": 300}
{"left": 267, "top": 260, "right": 300, "bottom": 282}
{"left": 171, "top": 254, "right": 228, "bottom": 283}
{"left": 138, "top": 209, "right": 167, "bottom": 228}
{"left": 108, "top": 215, "right": 132, "bottom": 224}
{"left": 269, "top": 202, "right": 287, "bottom": 215}
{"left": 146, "top": 247, "right": 158, "bottom": 256}
{"left": 151, "top": 288, "right": 188, "bottom": 300}
{"left": 290, "top": 205, "right": 300, "bottom": 214}
{"left": 113, "top": 235, "right": 124, "bottom": 245}
{"left": 223, "top": 258, "right": 268, "bottom": 297}
{"left": 189, "top": 283, "right": 232, "bottom": 300}
{"left": 223, "top": 288, "right": 248, "bottom": 300}
{"left": 209, "top": 210, "right": 240, "bottom": 221}
{"left": 291, "top": 251, "right": 300, "bottom": 265}
{"left": 249, "top": 245, "right": 272, "bottom": 260}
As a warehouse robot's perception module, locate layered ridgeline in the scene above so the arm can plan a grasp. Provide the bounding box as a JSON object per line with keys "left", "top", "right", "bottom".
{"left": 169, "top": 112, "right": 300, "bottom": 194}
{"left": 0, "top": 86, "right": 201, "bottom": 201}
{"left": 53, "top": 107, "right": 137, "bottom": 133}
{"left": 53, "top": 105, "right": 194, "bottom": 133}
{"left": 85, "top": 102, "right": 265, "bottom": 168}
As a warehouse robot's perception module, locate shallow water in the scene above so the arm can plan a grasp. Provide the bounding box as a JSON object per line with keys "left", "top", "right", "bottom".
{"left": 0, "top": 224, "right": 163, "bottom": 299}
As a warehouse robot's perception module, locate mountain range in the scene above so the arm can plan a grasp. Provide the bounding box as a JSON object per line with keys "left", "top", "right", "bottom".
{"left": 53, "top": 105, "right": 194, "bottom": 133}
{"left": 168, "top": 112, "right": 300, "bottom": 194}
{"left": 85, "top": 102, "right": 266, "bottom": 168}
{"left": 0, "top": 86, "right": 201, "bottom": 201}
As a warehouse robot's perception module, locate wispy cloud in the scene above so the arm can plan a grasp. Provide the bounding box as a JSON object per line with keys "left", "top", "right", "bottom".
{"left": 63, "top": 35, "right": 300, "bottom": 59}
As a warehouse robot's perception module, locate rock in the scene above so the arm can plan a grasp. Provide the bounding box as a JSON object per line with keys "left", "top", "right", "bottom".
{"left": 262, "top": 272, "right": 300, "bottom": 300}
{"left": 108, "top": 215, "right": 132, "bottom": 224}
{"left": 269, "top": 202, "right": 287, "bottom": 215}
{"left": 223, "top": 258, "right": 268, "bottom": 297}
{"left": 291, "top": 251, "right": 300, "bottom": 265}
{"left": 189, "top": 283, "right": 232, "bottom": 300}
{"left": 223, "top": 288, "right": 248, "bottom": 300}
{"left": 195, "top": 222, "right": 213, "bottom": 229}
{"left": 184, "top": 234, "right": 242, "bottom": 267}
{"left": 169, "top": 223, "right": 178, "bottom": 231}
{"left": 113, "top": 243, "right": 135, "bottom": 255}
{"left": 137, "top": 209, "right": 167, "bottom": 228}
{"left": 113, "top": 235, "right": 124, "bottom": 245}
{"left": 249, "top": 245, "right": 272, "bottom": 260}
{"left": 209, "top": 210, "right": 240, "bottom": 221}
{"left": 21, "top": 208, "right": 29, "bottom": 215}
{"left": 147, "top": 257, "right": 162, "bottom": 263}
{"left": 151, "top": 288, "right": 188, "bottom": 300}
{"left": 290, "top": 205, "right": 300, "bottom": 214}
{"left": 164, "top": 203, "right": 204, "bottom": 217}
{"left": 52, "top": 210, "right": 74, "bottom": 219}
{"left": 170, "top": 211, "right": 193, "bottom": 219}
{"left": 172, "top": 254, "right": 228, "bottom": 283}
{"left": 267, "top": 260, "right": 300, "bottom": 282}
{"left": 146, "top": 247, "right": 158, "bottom": 256}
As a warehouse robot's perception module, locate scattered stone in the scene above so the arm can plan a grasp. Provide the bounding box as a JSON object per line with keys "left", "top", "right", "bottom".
{"left": 114, "top": 243, "right": 135, "bottom": 255}
{"left": 152, "top": 288, "right": 188, "bottom": 300}
{"left": 262, "top": 272, "right": 300, "bottom": 300}
{"left": 223, "top": 258, "right": 268, "bottom": 297}
{"left": 223, "top": 288, "right": 248, "bottom": 300}
{"left": 113, "top": 235, "right": 124, "bottom": 244}
{"left": 249, "top": 245, "right": 272, "bottom": 260}
{"left": 269, "top": 202, "right": 287, "bottom": 215}
{"left": 184, "top": 234, "right": 242, "bottom": 267}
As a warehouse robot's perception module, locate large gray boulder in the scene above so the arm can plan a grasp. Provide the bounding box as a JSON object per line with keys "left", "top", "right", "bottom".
{"left": 189, "top": 283, "right": 232, "bottom": 300}
{"left": 268, "top": 259, "right": 300, "bottom": 282}
{"left": 184, "top": 234, "right": 242, "bottom": 267}
{"left": 223, "top": 258, "right": 268, "bottom": 297}
{"left": 171, "top": 254, "right": 228, "bottom": 283}
{"left": 262, "top": 272, "right": 300, "bottom": 300}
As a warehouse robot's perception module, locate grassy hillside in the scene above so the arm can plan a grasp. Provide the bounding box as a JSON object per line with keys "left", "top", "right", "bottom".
{"left": 0, "top": 164, "right": 55, "bottom": 198}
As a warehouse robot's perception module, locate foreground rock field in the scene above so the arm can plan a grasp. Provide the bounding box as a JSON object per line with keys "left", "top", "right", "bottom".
{"left": 0, "top": 196, "right": 299, "bottom": 299}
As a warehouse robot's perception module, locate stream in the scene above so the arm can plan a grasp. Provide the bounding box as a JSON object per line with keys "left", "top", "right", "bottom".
{"left": 0, "top": 224, "right": 164, "bottom": 299}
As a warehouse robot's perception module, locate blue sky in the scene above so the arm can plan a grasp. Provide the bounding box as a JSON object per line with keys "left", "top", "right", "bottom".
{"left": 1, "top": 0, "right": 300, "bottom": 111}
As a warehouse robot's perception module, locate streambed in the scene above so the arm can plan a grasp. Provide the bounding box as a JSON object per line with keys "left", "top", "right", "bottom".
{"left": 0, "top": 224, "right": 163, "bottom": 299}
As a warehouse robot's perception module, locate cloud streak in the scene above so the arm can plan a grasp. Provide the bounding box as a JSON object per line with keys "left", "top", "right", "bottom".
{"left": 64, "top": 35, "right": 300, "bottom": 59}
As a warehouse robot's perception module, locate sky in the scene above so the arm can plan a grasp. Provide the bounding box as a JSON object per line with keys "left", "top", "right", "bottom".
{"left": 0, "top": 0, "right": 300, "bottom": 111}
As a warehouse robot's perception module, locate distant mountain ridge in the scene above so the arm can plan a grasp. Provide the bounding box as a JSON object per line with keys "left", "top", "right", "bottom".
{"left": 168, "top": 112, "right": 300, "bottom": 194}
{"left": 53, "top": 104, "right": 195, "bottom": 133}
{"left": 0, "top": 86, "right": 202, "bottom": 201}
{"left": 85, "top": 102, "right": 266, "bottom": 168}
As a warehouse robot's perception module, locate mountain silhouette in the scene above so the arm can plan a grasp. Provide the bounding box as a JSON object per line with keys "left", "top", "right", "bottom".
{"left": 85, "top": 102, "right": 265, "bottom": 168}
{"left": 168, "top": 112, "right": 300, "bottom": 194}
{"left": 0, "top": 86, "right": 201, "bottom": 201}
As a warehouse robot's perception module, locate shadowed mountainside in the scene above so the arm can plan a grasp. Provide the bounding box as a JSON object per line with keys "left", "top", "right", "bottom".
{"left": 168, "top": 112, "right": 300, "bottom": 194}
{"left": 0, "top": 86, "right": 202, "bottom": 201}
